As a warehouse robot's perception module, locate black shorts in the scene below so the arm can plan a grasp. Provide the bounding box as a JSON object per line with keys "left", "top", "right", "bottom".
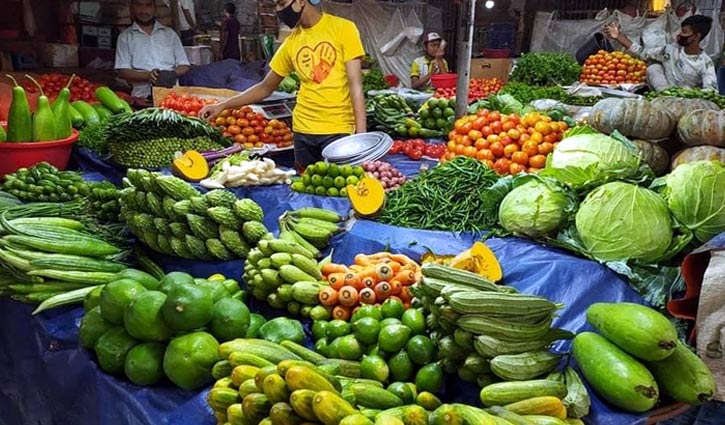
{"left": 293, "top": 133, "right": 349, "bottom": 172}
{"left": 180, "top": 30, "right": 194, "bottom": 46}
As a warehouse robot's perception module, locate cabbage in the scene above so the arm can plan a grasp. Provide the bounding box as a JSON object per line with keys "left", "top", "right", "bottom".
{"left": 575, "top": 182, "right": 672, "bottom": 263}
{"left": 543, "top": 132, "right": 641, "bottom": 189}
{"left": 498, "top": 177, "right": 573, "bottom": 238}
{"left": 663, "top": 160, "right": 725, "bottom": 243}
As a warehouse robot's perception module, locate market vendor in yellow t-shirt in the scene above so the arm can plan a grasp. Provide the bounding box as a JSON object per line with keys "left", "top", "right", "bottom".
{"left": 199, "top": 0, "right": 366, "bottom": 170}
{"left": 410, "top": 32, "right": 449, "bottom": 90}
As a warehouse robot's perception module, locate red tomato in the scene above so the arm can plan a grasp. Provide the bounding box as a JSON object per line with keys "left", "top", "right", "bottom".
{"left": 409, "top": 149, "right": 423, "bottom": 160}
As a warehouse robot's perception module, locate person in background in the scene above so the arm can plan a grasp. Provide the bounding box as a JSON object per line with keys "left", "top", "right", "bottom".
{"left": 169, "top": 0, "right": 197, "bottom": 46}
{"left": 604, "top": 15, "right": 717, "bottom": 90}
{"left": 199, "top": 0, "right": 366, "bottom": 171}
{"left": 115, "top": 0, "right": 190, "bottom": 99}
{"left": 410, "top": 32, "right": 449, "bottom": 91}
{"left": 220, "top": 3, "right": 241, "bottom": 60}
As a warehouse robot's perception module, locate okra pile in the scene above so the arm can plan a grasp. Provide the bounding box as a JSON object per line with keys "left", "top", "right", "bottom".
{"left": 1, "top": 162, "right": 121, "bottom": 222}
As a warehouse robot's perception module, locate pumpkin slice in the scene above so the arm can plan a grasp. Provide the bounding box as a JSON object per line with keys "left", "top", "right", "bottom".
{"left": 347, "top": 177, "right": 385, "bottom": 218}
{"left": 449, "top": 242, "right": 503, "bottom": 282}
{"left": 171, "top": 150, "right": 209, "bottom": 182}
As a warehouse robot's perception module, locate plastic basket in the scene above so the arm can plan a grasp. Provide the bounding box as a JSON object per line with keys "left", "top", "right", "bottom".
{"left": 0, "top": 125, "right": 79, "bottom": 176}
{"left": 431, "top": 73, "right": 457, "bottom": 89}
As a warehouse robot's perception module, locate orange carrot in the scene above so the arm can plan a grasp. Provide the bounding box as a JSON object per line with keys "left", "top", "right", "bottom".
{"left": 358, "top": 266, "right": 379, "bottom": 281}
{"left": 374, "top": 281, "right": 392, "bottom": 300}
{"left": 332, "top": 305, "right": 351, "bottom": 321}
{"left": 321, "top": 263, "right": 347, "bottom": 276}
{"left": 387, "top": 261, "right": 403, "bottom": 273}
{"left": 328, "top": 273, "right": 346, "bottom": 290}
{"left": 349, "top": 264, "right": 365, "bottom": 272}
{"left": 360, "top": 276, "right": 376, "bottom": 289}
{"left": 338, "top": 285, "right": 360, "bottom": 307}
{"left": 358, "top": 288, "right": 376, "bottom": 305}
{"left": 319, "top": 286, "right": 339, "bottom": 306}
{"left": 375, "top": 263, "right": 394, "bottom": 281}
{"left": 392, "top": 270, "right": 416, "bottom": 286}
{"left": 389, "top": 280, "right": 403, "bottom": 296}
{"left": 343, "top": 272, "right": 361, "bottom": 290}
{"left": 399, "top": 286, "right": 413, "bottom": 303}
{"left": 354, "top": 254, "right": 372, "bottom": 266}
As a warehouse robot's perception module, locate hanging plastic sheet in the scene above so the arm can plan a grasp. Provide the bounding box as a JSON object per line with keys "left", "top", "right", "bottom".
{"left": 321, "top": 0, "right": 439, "bottom": 87}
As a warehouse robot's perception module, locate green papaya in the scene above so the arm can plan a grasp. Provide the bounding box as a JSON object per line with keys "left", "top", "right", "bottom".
{"left": 572, "top": 332, "right": 658, "bottom": 413}
{"left": 646, "top": 341, "right": 716, "bottom": 406}
{"left": 586, "top": 302, "right": 677, "bottom": 361}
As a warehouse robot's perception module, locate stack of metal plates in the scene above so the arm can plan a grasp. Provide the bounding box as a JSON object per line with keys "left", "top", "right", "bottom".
{"left": 322, "top": 132, "right": 393, "bottom": 165}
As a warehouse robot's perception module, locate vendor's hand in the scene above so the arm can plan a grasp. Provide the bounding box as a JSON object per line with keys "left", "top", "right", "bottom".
{"left": 604, "top": 23, "right": 621, "bottom": 40}
{"left": 149, "top": 69, "right": 160, "bottom": 84}
{"left": 199, "top": 103, "right": 225, "bottom": 122}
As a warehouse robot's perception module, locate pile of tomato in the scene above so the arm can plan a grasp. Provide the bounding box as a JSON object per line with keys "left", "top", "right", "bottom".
{"left": 389, "top": 139, "right": 445, "bottom": 160}
{"left": 212, "top": 106, "right": 293, "bottom": 149}
{"left": 23, "top": 73, "right": 98, "bottom": 102}
{"left": 434, "top": 78, "right": 504, "bottom": 102}
{"left": 580, "top": 50, "right": 647, "bottom": 86}
{"left": 159, "top": 92, "right": 216, "bottom": 116}
{"left": 444, "top": 110, "right": 568, "bottom": 175}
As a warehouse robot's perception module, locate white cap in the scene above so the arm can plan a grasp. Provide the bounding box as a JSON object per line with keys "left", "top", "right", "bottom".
{"left": 424, "top": 32, "right": 443, "bottom": 43}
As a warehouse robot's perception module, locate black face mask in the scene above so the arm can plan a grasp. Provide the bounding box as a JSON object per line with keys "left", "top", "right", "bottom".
{"left": 677, "top": 34, "right": 694, "bottom": 47}
{"left": 278, "top": 1, "right": 304, "bottom": 28}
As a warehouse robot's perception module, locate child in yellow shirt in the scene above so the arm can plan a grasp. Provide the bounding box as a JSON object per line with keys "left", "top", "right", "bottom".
{"left": 200, "top": 0, "right": 366, "bottom": 170}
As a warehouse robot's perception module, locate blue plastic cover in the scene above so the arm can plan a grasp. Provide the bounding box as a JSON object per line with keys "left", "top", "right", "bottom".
{"left": 1, "top": 148, "right": 694, "bottom": 425}
{"left": 1, "top": 217, "right": 659, "bottom": 425}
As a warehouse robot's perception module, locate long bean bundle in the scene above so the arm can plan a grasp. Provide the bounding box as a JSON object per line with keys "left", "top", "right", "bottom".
{"left": 376, "top": 157, "right": 501, "bottom": 231}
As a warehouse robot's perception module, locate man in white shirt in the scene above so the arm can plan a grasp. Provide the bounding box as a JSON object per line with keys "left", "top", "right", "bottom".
{"left": 605, "top": 15, "right": 717, "bottom": 91}
{"left": 115, "top": 0, "right": 191, "bottom": 99}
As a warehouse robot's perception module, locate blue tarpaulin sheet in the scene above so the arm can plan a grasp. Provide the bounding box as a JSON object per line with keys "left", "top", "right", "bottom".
{"left": 2, "top": 147, "right": 715, "bottom": 425}
{"left": 0, "top": 220, "right": 656, "bottom": 425}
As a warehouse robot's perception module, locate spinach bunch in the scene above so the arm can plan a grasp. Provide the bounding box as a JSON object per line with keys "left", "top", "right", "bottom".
{"left": 510, "top": 53, "right": 582, "bottom": 86}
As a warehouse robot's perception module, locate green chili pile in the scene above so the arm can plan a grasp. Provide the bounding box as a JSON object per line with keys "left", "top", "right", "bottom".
{"left": 376, "top": 157, "right": 501, "bottom": 232}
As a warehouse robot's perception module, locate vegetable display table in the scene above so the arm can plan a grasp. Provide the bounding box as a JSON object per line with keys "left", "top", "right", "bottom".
{"left": 2, "top": 147, "right": 718, "bottom": 425}
{"left": 2, "top": 216, "right": 657, "bottom": 425}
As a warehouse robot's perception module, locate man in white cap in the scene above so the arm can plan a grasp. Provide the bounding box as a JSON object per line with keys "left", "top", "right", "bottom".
{"left": 410, "top": 32, "right": 449, "bottom": 90}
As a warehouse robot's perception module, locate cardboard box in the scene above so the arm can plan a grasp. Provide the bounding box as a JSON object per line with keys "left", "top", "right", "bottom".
{"left": 470, "top": 58, "right": 513, "bottom": 82}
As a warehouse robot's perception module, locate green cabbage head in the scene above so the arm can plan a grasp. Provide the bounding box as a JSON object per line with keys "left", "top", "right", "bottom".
{"left": 499, "top": 178, "right": 571, "bottom": 238}
{"left": 545, "top": 132, "right": 641, "bottom": 189}
{"left": 576, "top": 181, "right": 672, "bottom": 263}
{"left": 663, "top": 160, "right": 725, "bottom": 243}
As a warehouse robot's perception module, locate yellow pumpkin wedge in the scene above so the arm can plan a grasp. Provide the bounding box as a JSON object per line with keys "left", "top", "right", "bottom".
{"left": 449, "top": 242, "right": 503, "bottom": 282}
{"left": 171, "top": 150, "right": 209, "bottom": 182}
{"left": 347, "top": 177, "right": 385, "bottom": 218}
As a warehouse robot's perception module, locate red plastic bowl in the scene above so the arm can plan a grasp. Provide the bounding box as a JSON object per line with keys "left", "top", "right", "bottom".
{"left": 431, "top": 73, "right": 457, "bottom": 89}
{"left": 0, "top": 126, "right": 79, "bottom": 177}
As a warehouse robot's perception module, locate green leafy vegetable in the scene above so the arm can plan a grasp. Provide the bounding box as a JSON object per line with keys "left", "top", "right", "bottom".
{"left": 363, "top": 68, "right": 389, "bottom": 94}
{"left": 660, "top": 160, "right": 725, "bottom": 243}
{"left": 498, "top": 176, "right": 576, "bottom": 239}
{"left": 542, "top": 131, "right": 641, "bottom": 190}
{"left": 646, "top": 87, "right": 725, "bottom": 109}
{"left": 575, "top": 182, "right": 674, "bottom": 263}
{"left": 510, "top": 53, "right": 582, "bottom": 86}
{"left": 500, "top": 82, "right": 601, "bottom": 106}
